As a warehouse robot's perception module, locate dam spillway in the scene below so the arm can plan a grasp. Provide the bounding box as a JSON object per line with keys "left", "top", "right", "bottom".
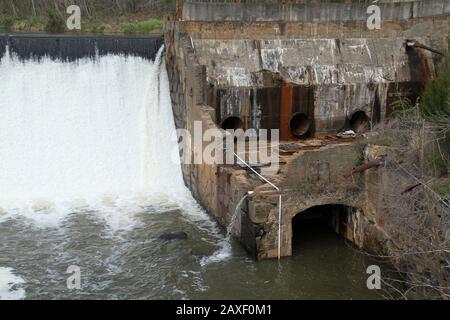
{"left": 0, "top": 44, "right": 183, "bottom": 205}
{"left": 0, "top": 34, "right": 163, "bottom": 61}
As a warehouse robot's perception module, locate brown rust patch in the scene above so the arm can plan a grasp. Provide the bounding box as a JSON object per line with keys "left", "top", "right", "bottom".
{"left": 406, "top": 45, "right": 433, "bottom": 84}
{"left": 280, "top": 83, "right": 293, "bottom": 140}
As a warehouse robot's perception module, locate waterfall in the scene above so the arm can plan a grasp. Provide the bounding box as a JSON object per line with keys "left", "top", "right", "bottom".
{"left": 0, "top": 45, "right": 188, "bottom": 221}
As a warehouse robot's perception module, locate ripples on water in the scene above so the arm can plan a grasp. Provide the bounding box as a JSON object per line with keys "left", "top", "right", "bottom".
{"left": 0, "top": 193, "right": 226, "bottom": 300}
{"left": 0, "top": 196, "right": 382, "bottom": 300}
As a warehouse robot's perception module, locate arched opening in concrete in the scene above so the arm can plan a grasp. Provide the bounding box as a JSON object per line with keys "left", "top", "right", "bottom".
{"left": 221, "top": 116, "right": 244, "bottom": 130}
{"left": 291, "top": 204, "right": 360, "bottom": 256}
{"left": 349, "top": 111, "right": 370, "bottom": 133}
{"left": 289, "top": 112, "right": 311, "bottom": 137}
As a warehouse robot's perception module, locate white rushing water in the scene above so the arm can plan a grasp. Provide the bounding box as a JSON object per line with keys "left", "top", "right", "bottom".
{"left": 0, "top": 47, "right": 206, "bottom": 227}
{"left": 0, "top": 47, "right": 183, "bottom": 200}
{"left": 0, "top": 267, "right": 25, "bottom": 300}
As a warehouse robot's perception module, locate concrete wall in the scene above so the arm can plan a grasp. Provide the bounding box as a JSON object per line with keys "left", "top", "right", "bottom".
{"left": 194, "top": 37, "right": 434, "bottom": 87}
{"left": 252, "top": 143, "right": 406, "bottom": 260}
{"left": 182, "top": 0, "right": 450, "bottom": 22}
{"left": 251, "top": 143, "right": 365, "bottom": 258}
{"left": 194, "top": 35, "right": 439, "bottom": 136}
{"left": 165, "top": 3, "right": 450, "bottom": 260}
{"left": 180, "top": 16, "right": 450, "bottom": 40}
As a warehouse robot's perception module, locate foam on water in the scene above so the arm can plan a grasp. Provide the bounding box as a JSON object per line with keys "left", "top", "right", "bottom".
{"left": 0, "top": 267, "right": 25, "bottom": 300}
{"left": 200, "top": 239, "right": 232, "bottom": 266}
{"left": 0, "top": 45, "right": 231, "bottom": 267}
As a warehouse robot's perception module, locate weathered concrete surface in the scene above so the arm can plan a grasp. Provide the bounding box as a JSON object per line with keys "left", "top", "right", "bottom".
{"left": 195, "top": 35, "right": 440, "bottom": 136}
{"left": 250, "top": 143, "right": 365, "bottom": 258}
{"left": 180, "top": 16, "right": 450, "bottom": 40}
{"left": 250, "top": 143, "right": 400, "bottom": 259}
{"left": 165, "top": 1, "right": 450, "bottom": 260}
{"left": 194, "top": 37, "right": 435, "bottom": 86}
{"left": 182, "top": 0, "right": 450, "bottom": 22}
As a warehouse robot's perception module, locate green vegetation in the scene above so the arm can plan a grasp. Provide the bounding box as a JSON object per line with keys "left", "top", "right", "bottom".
{"left": 120, "top": 22, "right": 137, "bottom": 34}
{"left": 0, "top": 15, "right": 47, "bottom": 32}
{"left": 0, "top": 1, "right": 175, "bottom": 18}
{"left": 354, "top": 153, "right": 365, "bottom": 166}
{"left": 89, "top": 23, "right": 106, "bottom": 34}
{"left": 420, "top": 51, "right": 450, "bottom": 118}
{"left": 420, "top": 51, "right": 450, "bottom": 159}
{"left": 0, "top": 15, "right": 14, "bottom": 30}
{"left": 0, "top": 0, "right": 171, "bottom": 34}
{"left": 137, "top": 19, "right": 164, "bottom": 33}
{"left": 0, "top": 12, "right": 165, "bottom": 34}
{"left": 431, "top": 181, "right": 450, "bottom": 197}
{"left": 121, "top": 19, "right": 164, "bottom": 34}
{"left": 45, "top": 10, "right": 65, "bottom": 33}
{"left": 365, "top": 50, "right": 450, "bottom": 178}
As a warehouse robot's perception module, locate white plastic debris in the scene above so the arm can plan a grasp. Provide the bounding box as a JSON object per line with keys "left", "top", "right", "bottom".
{"left": 337, "top": 130, "right": 356, "bottom": 138}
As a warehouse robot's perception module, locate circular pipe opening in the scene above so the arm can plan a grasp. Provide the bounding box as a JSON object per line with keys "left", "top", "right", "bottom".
{"left": 349, "top": 111, "right": 370, "bottom": 133}
{"left": 289, "top": 113, "right": 311, "bottom": 137}
{"left": 221, "top": 116, "right": 244, "bottom": 130}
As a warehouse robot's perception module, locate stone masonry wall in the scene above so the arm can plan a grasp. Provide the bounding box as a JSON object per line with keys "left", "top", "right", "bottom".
{"left": 251, "top": 143, "right": 403, "bottom": 260}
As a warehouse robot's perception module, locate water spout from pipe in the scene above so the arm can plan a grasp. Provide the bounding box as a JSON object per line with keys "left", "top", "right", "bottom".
{"left": 226, "top": 194, "right": 248, "bottom": 238}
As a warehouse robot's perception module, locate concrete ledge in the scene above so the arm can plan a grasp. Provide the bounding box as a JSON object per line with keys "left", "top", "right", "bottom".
{"left": 182, "top": 0, "right": 450, "bottom": 22}
{"left": 178, "top": 16, "right": 450, "bottom": 41}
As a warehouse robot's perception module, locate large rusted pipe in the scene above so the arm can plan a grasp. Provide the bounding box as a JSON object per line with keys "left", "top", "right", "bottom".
{"left": 221, "top": 116, "right": 244, "bottom": 130}
{"left": 349, "top": 110, "right": 370, "bottom": 133}
{"left": 289, "top": 112, "right": 311, "bottom": 137}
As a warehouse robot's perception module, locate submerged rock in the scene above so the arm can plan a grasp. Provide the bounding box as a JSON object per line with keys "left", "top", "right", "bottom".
{"left": 158, "top": 231, "right": 188, "bottom": 241}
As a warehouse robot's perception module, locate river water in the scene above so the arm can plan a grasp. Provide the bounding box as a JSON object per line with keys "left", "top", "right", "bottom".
{"left": 0, "top": 46, "right": 381, "bottom": 300}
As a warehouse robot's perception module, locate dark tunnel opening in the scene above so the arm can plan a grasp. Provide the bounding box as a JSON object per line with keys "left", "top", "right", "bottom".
{"left": 292, "top": 204, "right": 351, "bottom": 255}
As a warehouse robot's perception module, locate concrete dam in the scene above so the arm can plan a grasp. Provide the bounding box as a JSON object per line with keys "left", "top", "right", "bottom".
{"left": 0, "top": 0, "right": 449, "bottom": 300}
{"left": 164, "top": 0, "right": 450, "bottom": 260}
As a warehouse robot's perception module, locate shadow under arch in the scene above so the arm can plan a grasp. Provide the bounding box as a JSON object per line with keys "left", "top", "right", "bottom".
{"left": 291, "top": 203, "right": 363, "bottom": 255}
